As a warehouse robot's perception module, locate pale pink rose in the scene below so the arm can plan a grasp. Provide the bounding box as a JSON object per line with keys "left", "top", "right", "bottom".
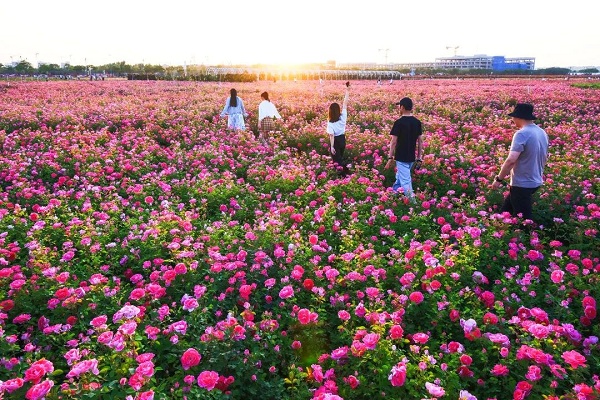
{"left": 425, "top": 382, "right": 446, "bottom": 397}
{"left": 460, "top": 318, "right": 477, "bottom": 333}
{"left": 118, "top": 320, "right": 138, "bottom": 335}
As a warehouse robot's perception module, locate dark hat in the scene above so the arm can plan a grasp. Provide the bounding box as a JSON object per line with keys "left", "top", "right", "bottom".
{"left": 395, "top": 97, "right": 413, "bottom": 110}
{"left": 508, "top": 103, "right": 537, "bottom": 120}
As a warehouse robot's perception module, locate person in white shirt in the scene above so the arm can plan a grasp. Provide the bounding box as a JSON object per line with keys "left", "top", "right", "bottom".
{"left": 220, "top": 88, "right": 248, "bottom": 131}
{"left": 258, "top": 91, "right": 282, "bottom": 144}
{"left": 327, "top": 82, "right": 350, "bottom": 176}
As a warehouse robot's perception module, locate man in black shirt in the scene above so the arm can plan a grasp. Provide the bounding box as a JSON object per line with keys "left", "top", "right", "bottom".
{"left": 385, "top": 97, "right": 423, "bottom": 202}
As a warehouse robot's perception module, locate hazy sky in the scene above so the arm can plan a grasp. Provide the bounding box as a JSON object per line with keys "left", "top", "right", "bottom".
{"left": 1, "top": 0, "right": 598, "bottom": 68}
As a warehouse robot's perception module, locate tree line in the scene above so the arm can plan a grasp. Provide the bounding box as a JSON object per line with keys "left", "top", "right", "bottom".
{"left": 1, "top": 60, "right": 598, "bottom": 80}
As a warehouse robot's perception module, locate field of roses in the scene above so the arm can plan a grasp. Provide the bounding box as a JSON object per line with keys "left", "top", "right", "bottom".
{"left": 0, "top": 78, "right": 599, "bottom": 400}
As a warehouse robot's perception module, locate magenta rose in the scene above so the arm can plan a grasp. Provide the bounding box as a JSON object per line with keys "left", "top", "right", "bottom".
{"left": 197, "top": 370, "right": 219, "bottom": 391}
{"left": 25, "top": 379, "right": 54, "bottom": 400}
{"left": 181, "top": 348, "right": 201, "bottom": 370}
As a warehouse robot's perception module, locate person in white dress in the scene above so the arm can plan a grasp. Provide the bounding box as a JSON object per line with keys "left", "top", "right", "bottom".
{"left": 258, "top": 91, "right": 282, "bottom": 144}
{"left": 220, "top": 88, "right": 248, "bottom": 131}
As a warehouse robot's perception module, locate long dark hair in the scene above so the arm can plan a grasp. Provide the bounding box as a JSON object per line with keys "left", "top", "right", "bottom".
{"left": 229, "top": 88, "right": 238, "bottom": 107}
{"left": 328, "top": 102, "right": 341, "bottom": 123}
{"left": 261, "top": 91, "right": 270, "bottom": 102}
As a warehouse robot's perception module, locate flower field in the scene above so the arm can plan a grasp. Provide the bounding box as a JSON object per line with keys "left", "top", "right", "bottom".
{"left": 0, "top": 79, "right": 599, "bottom": 400}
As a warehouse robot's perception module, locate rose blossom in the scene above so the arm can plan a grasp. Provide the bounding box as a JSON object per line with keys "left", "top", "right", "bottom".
{"left": 197, "top": 370, "right": 219, "bottom": 391}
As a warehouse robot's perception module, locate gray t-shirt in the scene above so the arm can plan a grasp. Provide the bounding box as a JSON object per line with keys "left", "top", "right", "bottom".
{"left": 509, "top": 124, "right": 549, "bottom": 188}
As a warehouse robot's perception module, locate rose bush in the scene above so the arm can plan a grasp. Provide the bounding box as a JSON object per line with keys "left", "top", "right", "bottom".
{"left": 0, "top": 79, "right": 598, "bottom": 399}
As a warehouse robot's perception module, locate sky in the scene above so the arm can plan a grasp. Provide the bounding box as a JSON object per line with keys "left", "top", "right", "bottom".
{"left": 1, "top": 0, "right": 599, "bottom": 69}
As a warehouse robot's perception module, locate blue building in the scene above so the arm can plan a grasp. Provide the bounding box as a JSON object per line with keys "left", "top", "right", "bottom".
{"left": 435, "top": 55, "right": 535, "bottom": 71}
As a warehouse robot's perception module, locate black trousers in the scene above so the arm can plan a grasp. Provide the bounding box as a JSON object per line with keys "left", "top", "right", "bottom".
{"left": 331, "top": 134, "right": 347, "bottom": 172}
{"left": 501, "top": 185, "right": 540, "bottom": 220}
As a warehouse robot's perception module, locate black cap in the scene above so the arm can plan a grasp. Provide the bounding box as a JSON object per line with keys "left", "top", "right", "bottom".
{"left": 395, "top": 97, "right": 413, "bottom": 110}
{"left": 508, "top": 103, "right": 537, "bottom": 120}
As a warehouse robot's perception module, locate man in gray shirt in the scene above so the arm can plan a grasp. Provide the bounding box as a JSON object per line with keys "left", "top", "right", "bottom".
{"left": 491, "top": 103, "right": 549, "bottom": 220}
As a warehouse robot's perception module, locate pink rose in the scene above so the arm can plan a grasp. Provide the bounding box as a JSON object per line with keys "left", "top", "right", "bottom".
{"left": 181, "top": 348, "right": 201, "bottom": 370}
{"left": 388, "top": 362, "right": 406, "bottom": 387}
{"left": 562, "top": 350, "right": 587, "bottom": 369}
{"left": 90, "top": 315, "right": 108, "bottom": 328}
{"left": 330, "top": 346, "right": 349, "bottom": 360}
{"left": 490, "top": 364, "right": 509, "bottom": 376}
{"left": 139, "top": 390, "right": 155, "bottom": 400}
{"left": 2, "top": 377, "right": 24, "bottom": 393}
{"left": 389, "top": 325, "right": 404, "bottom": 340}
{"left": 25, "top": 379, "right": 54, "bottom": 400}
{"left": 24, "top": 359, "right": 54, "bottom": 384}
{"left": 278, "top": 285, "right": 294, "bottom": 299}
{"left": 297, "top": 308, "right": 311, "bottom": 325}
{"left": 550, "top": 270, "right": 564, "bottom": 283}
{"left": 425, "top": 382, "right": 445, "bottom": 397}
{"left": 412, "top": 333, "right": 429, "bottom": 344}
{"left": 338, "top": 310, "right": 351, "bottom": 321}
{"left": 362, "top": 333, "right": 380, "bottom": 350}
{"left": 408, "top": 291, "right": 424, "bottom": 304}
{"left": 136, "top": 361, "right": 155, "bottom": 377}
{"left": 197, "top": 370, "right": 219, "bottom": 391}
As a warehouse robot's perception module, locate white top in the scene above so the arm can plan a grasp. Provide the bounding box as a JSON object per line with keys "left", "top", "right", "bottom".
{"left": 258, "top": 100, "right": 282, "bottom": 121}
{"left": 326, "top": 109, "right": 347, "bottom": 137}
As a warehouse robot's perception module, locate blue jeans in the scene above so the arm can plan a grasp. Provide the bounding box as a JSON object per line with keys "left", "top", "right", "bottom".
{"left": 393, "top": 161, "right": 414, "bottom": 199}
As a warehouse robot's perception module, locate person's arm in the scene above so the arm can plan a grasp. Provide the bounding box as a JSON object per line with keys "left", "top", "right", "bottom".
{"left": 220, "top": 99, "right": 229, "bottom": 117}
{"left": 240, "top": 98, "right": 248, "bottom": 117}
{"left": 330, "top": 133, "right": 335, "bottom": 155}
{"left": 416, "top": 136, "right": 423, "bottom": 160}
{"left": 491, "top": 151, "right": 520, "bottom": 188}
{"left": 385, "top": 136, "right": 398, "bottom": 169}
{"left": 258, "top": 101, "right": 264, "bottom": 122}
{"left": 342, "top": 87, "right": 349, "bottom": 111}
{"left": 273, "top": 103, "right": 282, "bottom": 119}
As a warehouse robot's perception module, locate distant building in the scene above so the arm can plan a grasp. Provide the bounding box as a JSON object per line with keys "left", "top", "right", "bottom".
{"left": 338, "top": 55, "right": 534, "bottom": 72}
{"left": 434, "top": 55, "right": 535, "bottom": 71}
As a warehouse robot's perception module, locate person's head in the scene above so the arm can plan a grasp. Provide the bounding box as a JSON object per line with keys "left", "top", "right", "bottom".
{"left": 329, "top": 102, "right": 341, "bottom": 123}
{"left": 508, "top": 103, "right": 536, "bottom": 128}
{"left": 396, "top": 97, "right": 413, "bottom": 112}
{"left": 261, "top": 91, "right": 270, "bottom": 101}
{"left": 229, "top": 88, "right": 238, "bottom": 107}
